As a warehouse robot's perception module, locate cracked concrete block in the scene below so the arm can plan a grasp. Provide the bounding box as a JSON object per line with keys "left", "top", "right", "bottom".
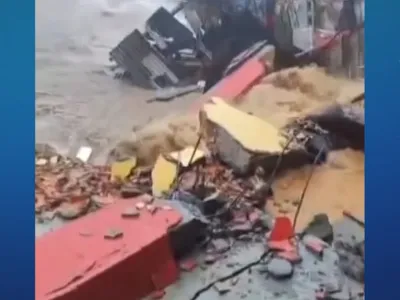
{"left": 199, "top": 97, "right": 287, "bottom": 174}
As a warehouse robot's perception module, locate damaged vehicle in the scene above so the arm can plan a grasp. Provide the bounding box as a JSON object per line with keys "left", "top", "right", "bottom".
{"left": 109, "top": 0, "right": 335, "bottom": 94}
{"left": 110, "top": 0, "right": 363, "bottom": 95}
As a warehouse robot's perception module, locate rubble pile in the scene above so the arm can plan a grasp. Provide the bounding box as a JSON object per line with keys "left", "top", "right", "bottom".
{"left": 35, "top": 152, "right": 117, "bottom": 221}
{"left": 35, "top": 66, "right": 365, "bottom": 299}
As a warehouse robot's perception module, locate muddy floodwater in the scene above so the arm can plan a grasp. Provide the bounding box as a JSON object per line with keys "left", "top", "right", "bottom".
{"left": 36, "top": 0, "right": 364, "bottom": 232}
{"left": 35, "top": 0, "right": 197, "bottom": 164}
{"left": 110, "top": 67, "right": 365, "bottom": 229}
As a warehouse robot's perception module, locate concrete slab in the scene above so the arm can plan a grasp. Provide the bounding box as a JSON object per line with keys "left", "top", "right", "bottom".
{"left": 36, "top": 195, "right": 182, "bottom": 300}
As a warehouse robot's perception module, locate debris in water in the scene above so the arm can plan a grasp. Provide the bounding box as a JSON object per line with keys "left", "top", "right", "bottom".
{"left": 76, "top": 146, "right": 93, "bottom": 162}
{"left": 167, "top": 146, "right": 205, "bottom": 167}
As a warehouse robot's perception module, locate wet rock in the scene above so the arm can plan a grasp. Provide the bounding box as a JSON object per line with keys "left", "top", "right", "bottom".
{"left": 266, "top": 258, "right": 294, "bottom": 279}
{"left": 230, "top": 277, "right": 239, "bottom": 286}
{"left": 230, "top": 222, "right": 253, "bottom": 236}
{"left": 213, "top": 280, "right": 231, "bottom": 295}
{"left": 323, "top": 278, "right": 343, "bottom": 294}
{"left": 334, "top": 240, "right": 364, "bottom": 283}
{"left": 337, "top": 254, "right": 364, "bottom": 283}
{"left": 211, "top": 238, "right": 231, "bottom": 254}
{"left": 204, "top": 254, "right": 217, "bottom": 264}
{"left": 302, "top": 214, "right": 334, "bottom": 244}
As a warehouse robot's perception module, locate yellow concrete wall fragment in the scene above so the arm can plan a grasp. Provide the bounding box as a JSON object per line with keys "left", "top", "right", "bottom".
{"left": 111, "top": 157, "right": 137, "bottom": 181}
{"left": 151, "top": 155, "right": 178, "bottom": 197}
{"left": 167, "top": 146, "right": 205, "bottom": 167}
{"left": 202, "top": 97, "right": 286, "bottom": 154}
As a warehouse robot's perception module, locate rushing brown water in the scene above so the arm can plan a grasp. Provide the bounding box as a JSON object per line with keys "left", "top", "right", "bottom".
{"left": 35, "top": 0, "right": 364, "bottom": 230}
{"left": 235, "top": 67, "right": 365, "bottom": 228}
{"left": 112, "top": 66, "right": 365, "bottom": 228}
{"left": 268, "top": 149, "right": 364, "bottom": 230}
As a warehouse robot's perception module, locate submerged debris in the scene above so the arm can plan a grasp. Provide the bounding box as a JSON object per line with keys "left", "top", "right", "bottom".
{"left": 36, "top": 67, "right": 365, "bottom": 299}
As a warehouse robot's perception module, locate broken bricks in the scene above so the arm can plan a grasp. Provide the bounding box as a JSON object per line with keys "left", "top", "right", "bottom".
{"left": 213, "top": 280, "right": 231, "bottom": 295}
{"left": 121, "top": 207, "right": 140, "bottom": 218}
{"left": 104, "top": 228, "right": 124, "bottom": 240}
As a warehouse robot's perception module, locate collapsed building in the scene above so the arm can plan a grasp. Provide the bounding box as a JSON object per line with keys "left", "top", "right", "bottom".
{"left": 35, "top": 1, "right": 364, "bottom": 299}
{"left": 109, "top": 0, "right": 364, "bottom": 96}
{"left": 36, "top": 64, "right": 364, "bottom": 300}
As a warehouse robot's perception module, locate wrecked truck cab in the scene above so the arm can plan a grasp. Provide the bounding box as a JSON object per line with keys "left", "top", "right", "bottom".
{"left": 109, "top": 1, "right": 275, "bottom": 92}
